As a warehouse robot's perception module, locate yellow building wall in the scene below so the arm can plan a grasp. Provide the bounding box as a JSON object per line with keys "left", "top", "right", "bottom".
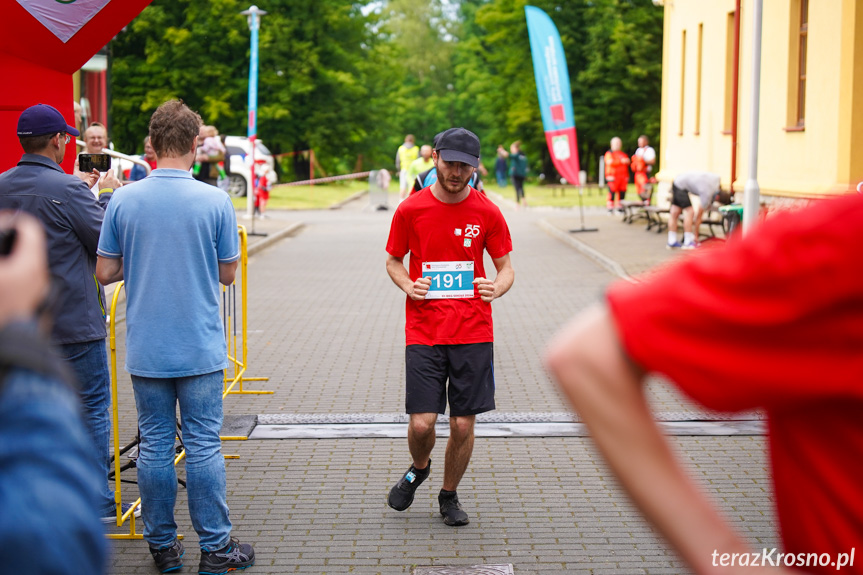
{"left": 658, "top": 0, "right": 863, "bottom": 199}
{"left": 658, "top": 0, "right": 735, "bottom": 189}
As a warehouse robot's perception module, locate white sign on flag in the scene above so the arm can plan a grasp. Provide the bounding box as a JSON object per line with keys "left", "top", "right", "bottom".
{"left": 16, "top": 0, "right": 112, "bottom": 43}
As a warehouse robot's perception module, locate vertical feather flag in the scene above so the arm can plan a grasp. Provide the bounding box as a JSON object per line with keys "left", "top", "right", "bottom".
{"left": 525, "top": 6, "right": 581, "bottom": 185}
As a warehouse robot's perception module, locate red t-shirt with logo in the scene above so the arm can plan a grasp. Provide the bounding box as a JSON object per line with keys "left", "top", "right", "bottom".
{"left": 386, "top": 187, "right": 513, "bottom": 346}
{"left": 606, "top": 194, "right": 863, "bottom": 571}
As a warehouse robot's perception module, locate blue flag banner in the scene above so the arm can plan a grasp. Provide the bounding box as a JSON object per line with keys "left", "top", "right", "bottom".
{"left": 525, "top": 5, "right": 581, "bottom": 185}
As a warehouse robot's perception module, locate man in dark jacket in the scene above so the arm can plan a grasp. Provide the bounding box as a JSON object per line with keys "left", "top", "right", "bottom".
{"left": 0, "top": 103, "right": 125, "bottom": 523}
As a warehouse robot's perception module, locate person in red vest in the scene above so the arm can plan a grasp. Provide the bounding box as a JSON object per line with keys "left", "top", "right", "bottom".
{"left": 604, "top": 137, "right": 630, "bottom": 213}
{"left": 631, "top": 135, "right": 656, "bottom": 203}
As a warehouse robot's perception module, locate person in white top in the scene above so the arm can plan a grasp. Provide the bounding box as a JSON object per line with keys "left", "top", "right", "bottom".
{"left": 82, "top": 123, "right": 123, "bottom": 193}
{"left": 631, "top": 135, "right": 656, "bottom": 202}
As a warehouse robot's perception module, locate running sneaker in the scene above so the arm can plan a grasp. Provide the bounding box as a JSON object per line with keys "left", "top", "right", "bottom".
{"left": 682, "top": 241, "right": 698, "bottom": 250}
{"left": 101, "top": 502, "right": 141, "bottom": 524}
{"left": 198, "top": 537, "right": 255, "bottom": 575}
{"left": 666, "top": 241, "right": 683, "bottom": 250}
{"left": 438, "top": 490, "right": 470, "bottom": 526}
{"left": 149, "top": 538, "right": 184, "bottom": 573}
{"left": 387, "top": 459, "right": 431, "bottom": 511}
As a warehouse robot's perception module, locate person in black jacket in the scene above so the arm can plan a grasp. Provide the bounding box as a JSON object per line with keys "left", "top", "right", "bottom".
{"left": 0, "top": 103, "right": 128, "bottom": 524}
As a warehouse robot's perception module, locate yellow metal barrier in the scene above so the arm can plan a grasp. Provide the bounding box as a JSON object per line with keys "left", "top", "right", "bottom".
{"left": 223, "top": 226, "right": 272, "bottom": 402}
{"left": 105, "top": 225, "right": 270, "bottom": 538}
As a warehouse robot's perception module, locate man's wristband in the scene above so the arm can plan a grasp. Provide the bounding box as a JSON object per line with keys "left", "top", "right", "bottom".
{"left": 98, "top": 188, "right": 114, "bottom": 196}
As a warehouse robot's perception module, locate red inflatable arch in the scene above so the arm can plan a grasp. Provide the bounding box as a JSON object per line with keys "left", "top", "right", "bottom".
{"left": 0, "top": 0, "right": 152, "bottom": 172}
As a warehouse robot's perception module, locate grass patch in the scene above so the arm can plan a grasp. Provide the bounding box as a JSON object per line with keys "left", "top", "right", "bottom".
{"left": 230, "top": 179, "right": 367, "bottom": 210}
{"left": 493, "top": 182, "right": 637, "bottom": 208}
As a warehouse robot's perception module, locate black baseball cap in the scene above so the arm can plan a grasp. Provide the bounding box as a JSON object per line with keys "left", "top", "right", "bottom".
{"left": 17, "top": 104, "right": 80, "bottom": 138}
{"left": 435, "top": 127, "right": 480, "bottom": 168}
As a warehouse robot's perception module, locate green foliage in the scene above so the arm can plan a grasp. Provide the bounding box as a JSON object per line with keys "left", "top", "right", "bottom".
{"left": 109, "top": 0, "right": 663, "bottom": 184}
{"left": 454, "top": 0, "right": 663, "bottom": 181}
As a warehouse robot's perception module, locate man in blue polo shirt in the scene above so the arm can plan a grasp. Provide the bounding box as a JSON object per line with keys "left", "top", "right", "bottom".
{"left": 96, "top": 100, "right": 255, "bottom": 574}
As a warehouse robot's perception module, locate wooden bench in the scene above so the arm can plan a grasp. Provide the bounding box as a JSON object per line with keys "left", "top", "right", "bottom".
{"left": 642, "top": 203, "right": 726, "bottom": 239}
{"left": 620, "top": 186, "right": 654, "bottom": 224}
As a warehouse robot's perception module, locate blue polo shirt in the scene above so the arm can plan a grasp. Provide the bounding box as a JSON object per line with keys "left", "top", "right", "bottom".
{"left": 97, "top": 169, "right": 239, "bottom": 377}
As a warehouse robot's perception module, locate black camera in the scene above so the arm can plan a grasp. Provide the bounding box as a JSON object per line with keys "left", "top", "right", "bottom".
{"left": 0, "top": 227, "right": 16, "bottom": 256}
{"left": 78, "top": 153, "right": 111, "bottom": 173}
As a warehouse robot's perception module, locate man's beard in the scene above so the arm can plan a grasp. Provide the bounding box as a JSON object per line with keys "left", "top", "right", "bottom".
{"left": 438, "top": 173, "right": 471, "bottom": 195}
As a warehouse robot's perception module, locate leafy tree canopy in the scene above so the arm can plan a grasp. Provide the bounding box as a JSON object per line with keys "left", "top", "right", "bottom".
{"left": 110, "top": 0, "right": 662, "bottom": 182}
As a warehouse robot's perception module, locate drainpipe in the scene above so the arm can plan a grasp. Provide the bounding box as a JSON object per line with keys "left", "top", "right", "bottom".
{"left": 743, "top": 0, "right": 763, "bottom": 233}
{"left": 730, "top": 0, "right": 741, "bottom": 195}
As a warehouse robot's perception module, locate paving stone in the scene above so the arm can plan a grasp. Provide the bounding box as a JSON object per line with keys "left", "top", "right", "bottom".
{"left": 106, "top": 199, "right": 779, "bottom": 575}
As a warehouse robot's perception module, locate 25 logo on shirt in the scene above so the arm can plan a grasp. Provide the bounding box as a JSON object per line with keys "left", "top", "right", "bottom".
{"left": 464, "top": 224, "right": 481, "bottom": 238}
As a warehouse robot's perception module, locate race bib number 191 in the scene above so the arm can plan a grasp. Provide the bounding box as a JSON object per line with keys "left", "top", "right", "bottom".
{"left": 422, "top": 261, "right": 474, "bottom": 299}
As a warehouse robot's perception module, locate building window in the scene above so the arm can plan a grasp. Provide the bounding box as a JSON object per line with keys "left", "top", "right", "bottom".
{"left": 679, "top": 29, "right": 686, "bottom": 136}
{"left": 797, "top": 0, "right": 808, "bottom": 126}
{"left": 695, "top": 23, "right": 703, "bottom": 135}
{"left": 724, "top": 11, "right": 735, "bottom": 133}
{"left": 786, "top": 0, "right": 808, "bottom": 130}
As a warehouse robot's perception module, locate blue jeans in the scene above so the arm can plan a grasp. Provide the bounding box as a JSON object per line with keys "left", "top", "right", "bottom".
{"left": 131, "top": 370, "right": 231, "bottom": 550}
{"left": 56, "top": 339, "right": 114, "bottom": 516}
{"left": 0, "top": 368, "right": 107, "bottom": 574}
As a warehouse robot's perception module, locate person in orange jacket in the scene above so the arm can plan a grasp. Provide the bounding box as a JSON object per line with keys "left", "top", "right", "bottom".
{"left": 631, "top": 135, "right": 656, "bottom": 203}
{"left": 604, "top": 137, "right": 630, "bottom": 213}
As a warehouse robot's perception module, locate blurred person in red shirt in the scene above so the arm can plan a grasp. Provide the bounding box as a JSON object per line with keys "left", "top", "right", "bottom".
{"left": 604, "top": 136, "right": 630, "bottom": 213}
{"left": 545, "top": 192, "right": 863, "bottom": 575}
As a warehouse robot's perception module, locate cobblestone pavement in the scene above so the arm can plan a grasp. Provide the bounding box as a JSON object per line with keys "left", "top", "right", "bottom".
{"left": 105, "top": 195, "right": 777, "bottom": 574}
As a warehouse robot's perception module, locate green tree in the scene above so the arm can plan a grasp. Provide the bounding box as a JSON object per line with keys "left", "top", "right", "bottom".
{"left": 109, "top": 0, "right": 663, "bottom": 183}
{"left": 111, "top": 0, "right": 387, "bottom": 178}
{"left": 450, "top": 0, "right": 663, "bottom": 182}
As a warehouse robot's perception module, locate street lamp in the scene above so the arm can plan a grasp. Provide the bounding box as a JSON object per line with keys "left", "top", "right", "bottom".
{"left": 240, "top": 5, "right": 267, "bottom": 219}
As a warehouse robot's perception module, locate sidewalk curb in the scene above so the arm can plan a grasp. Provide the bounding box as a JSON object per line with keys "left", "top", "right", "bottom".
{"left": 487, "top": 189, "right": 518, "bottom": 211}
{"left": 329, "top": 189, "right": 369, "bottom": 210}
{"left": 537, "top": 218, "right": 633, "bottom": 282}
{"left": 247, "top": 221, "right": 305, "bottom": 257}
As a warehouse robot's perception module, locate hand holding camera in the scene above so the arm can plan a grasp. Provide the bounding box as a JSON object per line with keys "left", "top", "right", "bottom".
{"left": 0, "top": 212, "right": 50, "bottom": 329}
{"left": 75, "top": 154, "right": 121, "bottom": 191}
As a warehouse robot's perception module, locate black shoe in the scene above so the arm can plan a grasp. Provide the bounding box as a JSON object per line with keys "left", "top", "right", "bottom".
{"left": 101, "top": 502, "right": 141, "bottom": 524}
{"left": 438, "top": 491, "right": 470, "bottom": 526}
{"left": 387, "top": 459, "right": 431, "bottom": 511}
{"left": 149, "top": 538, "right": 184, "bottom": 573}
{"left": 198, "top": 537, "right": 255, "bottom": 575}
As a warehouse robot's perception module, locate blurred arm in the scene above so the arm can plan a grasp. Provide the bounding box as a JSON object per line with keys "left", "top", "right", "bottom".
{"left": 545, "top": 304, "right": 766, "bottom": 575}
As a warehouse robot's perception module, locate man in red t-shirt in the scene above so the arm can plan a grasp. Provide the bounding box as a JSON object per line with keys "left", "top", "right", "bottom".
{"left": 385, "top": 127, "right": 514, "bottom": 527}
{"left": 545, "top": 193, "right": 863, "bottom": 574}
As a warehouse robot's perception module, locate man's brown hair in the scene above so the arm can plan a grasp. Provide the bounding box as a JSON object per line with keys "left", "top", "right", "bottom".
{"left": 149, "top": 100, "right": 201, "bottom": 158}
{"left": 19, "top": 133, "right": 56, "bottom": 154}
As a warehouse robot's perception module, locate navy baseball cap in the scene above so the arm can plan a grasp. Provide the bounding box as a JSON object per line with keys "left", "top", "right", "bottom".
{"left": 17, "top": 104, "right": 80, "bottom": 137}
{"left": 435, "top": 127, "right": 480, "bottom": 168}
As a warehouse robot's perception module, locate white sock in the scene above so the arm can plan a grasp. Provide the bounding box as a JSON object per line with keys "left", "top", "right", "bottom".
{"left": 668, "top": 231, "right": 678, "bottom": 244}
{"left": 683, "top": 232, "right": 695, "bottom": 245}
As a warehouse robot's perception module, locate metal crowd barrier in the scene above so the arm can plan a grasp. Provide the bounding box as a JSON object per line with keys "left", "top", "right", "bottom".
{"left": 105, "top": 225, "right": 270, "bottom": 539}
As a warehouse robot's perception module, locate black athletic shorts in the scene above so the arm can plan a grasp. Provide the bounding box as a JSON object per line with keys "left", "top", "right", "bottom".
{"left": 670, "top": 183, "right": 692, "bottom": 208}
{"left": 405, "top": 343, "right": 495, "bottom": 417}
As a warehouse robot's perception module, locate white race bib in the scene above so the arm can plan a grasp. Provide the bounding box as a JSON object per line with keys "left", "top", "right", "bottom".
{"left": 422, "top": 261, "right": 474, "bottom": 299}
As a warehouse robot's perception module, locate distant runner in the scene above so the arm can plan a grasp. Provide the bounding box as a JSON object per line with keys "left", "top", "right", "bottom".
{"left": 385, "top": 127, "right": 514, "bottom": 527}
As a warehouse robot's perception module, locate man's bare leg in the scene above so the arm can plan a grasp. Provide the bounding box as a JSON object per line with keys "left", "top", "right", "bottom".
{"left": 683, "top": 207, "right": 696, "bottom": 246}
{"left": 442, "top": 415, "right": 475, "bottom": 491}
{"left": 388, "top": 413, "right": 437, "bottom": 511}
{"left": 668, "top": 205, "right": 682, "bottom": 233}
{"left": 438, "top": 415, "right": 475, "bottom": 526}
{"left": 408, "top": 413, "right": 437, "bottom": 469}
